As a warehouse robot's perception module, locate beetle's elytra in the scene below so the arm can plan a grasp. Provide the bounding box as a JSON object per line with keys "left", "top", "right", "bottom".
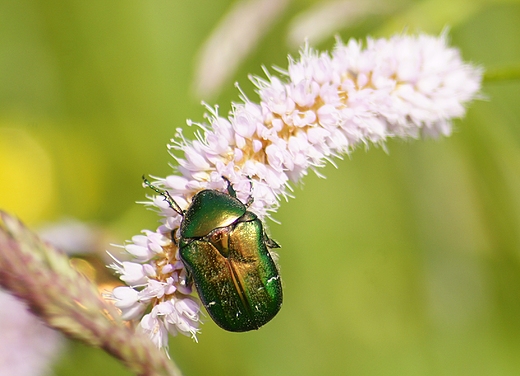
{"left": 144, "top": 176, "right": 282, "bottom": 332}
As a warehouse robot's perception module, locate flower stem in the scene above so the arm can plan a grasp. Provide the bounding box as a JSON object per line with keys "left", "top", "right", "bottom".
{"left": 484, "top": 66, "right": 520, "bottom": 83}
{"left": 0, "top": 211, "right": 182, "bottom": 376}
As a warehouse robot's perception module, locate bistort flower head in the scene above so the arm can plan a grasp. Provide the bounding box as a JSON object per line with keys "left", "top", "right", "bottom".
{"left": 110, "top": 32, "right": 482, "bottom": 349}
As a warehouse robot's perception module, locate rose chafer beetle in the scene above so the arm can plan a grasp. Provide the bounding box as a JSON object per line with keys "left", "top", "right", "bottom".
{"left": 144, "top": 176, "right": 282, "bottom": 332}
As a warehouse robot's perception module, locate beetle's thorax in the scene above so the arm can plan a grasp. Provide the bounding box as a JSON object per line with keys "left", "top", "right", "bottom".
{"left": 180, "top": 189, "right": 247, "bottom": 239}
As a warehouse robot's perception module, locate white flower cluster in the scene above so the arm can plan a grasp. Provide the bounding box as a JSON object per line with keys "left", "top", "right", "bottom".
{"left": 110, "top": 232, "right": 201, "bottom": 348}
{"left": 110, "top": 32, "right": 482, "bottom": 348}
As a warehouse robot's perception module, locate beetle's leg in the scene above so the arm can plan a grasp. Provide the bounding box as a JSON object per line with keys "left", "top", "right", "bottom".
{"left": 184, "top": 270, "right": 193, "bottom": 286}
{"left": 245, "top": 176, "right": 254, "bottom": 207}
{"left": 178, "top": 266, "right": 193, "bottom": 289}
{"left": 221, "top": 176, "right": 236, "bottom": 198}
{"left": 142, "top": 175, "right": 184, "bottom": 216}
{"left": 222, "top": 175, "right": 254, "bottom": 206}
{"left": 171, "top": 228, "right": 180, "bottom": 246}
{"left": 264, "top": 233, "right": 280, "bottom": 249}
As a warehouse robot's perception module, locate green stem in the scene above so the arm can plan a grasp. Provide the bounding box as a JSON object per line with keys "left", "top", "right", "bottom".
{"left": 483, "top": 66, "right": 520, "bottom": 83}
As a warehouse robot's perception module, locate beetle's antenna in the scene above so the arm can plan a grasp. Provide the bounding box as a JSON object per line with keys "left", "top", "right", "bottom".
{"left": 142, "top": 175, "right": 184, "bottom": 216}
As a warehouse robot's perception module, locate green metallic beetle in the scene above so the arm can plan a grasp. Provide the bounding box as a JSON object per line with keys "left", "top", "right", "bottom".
{"left": 144, "top": 176, "right": 282, "bottom": 332}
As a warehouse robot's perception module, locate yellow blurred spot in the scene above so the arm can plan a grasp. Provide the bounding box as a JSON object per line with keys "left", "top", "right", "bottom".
{"left": 0, "top": 126, "right": 55, "bottom": 224}
{"left": 70, "top": 257, "right": 97, "bottom": 281}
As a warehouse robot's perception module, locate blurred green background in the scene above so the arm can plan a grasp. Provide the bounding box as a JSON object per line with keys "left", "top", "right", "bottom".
{"left": 1, "top": 0, "right": 520, "bottom": 375}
